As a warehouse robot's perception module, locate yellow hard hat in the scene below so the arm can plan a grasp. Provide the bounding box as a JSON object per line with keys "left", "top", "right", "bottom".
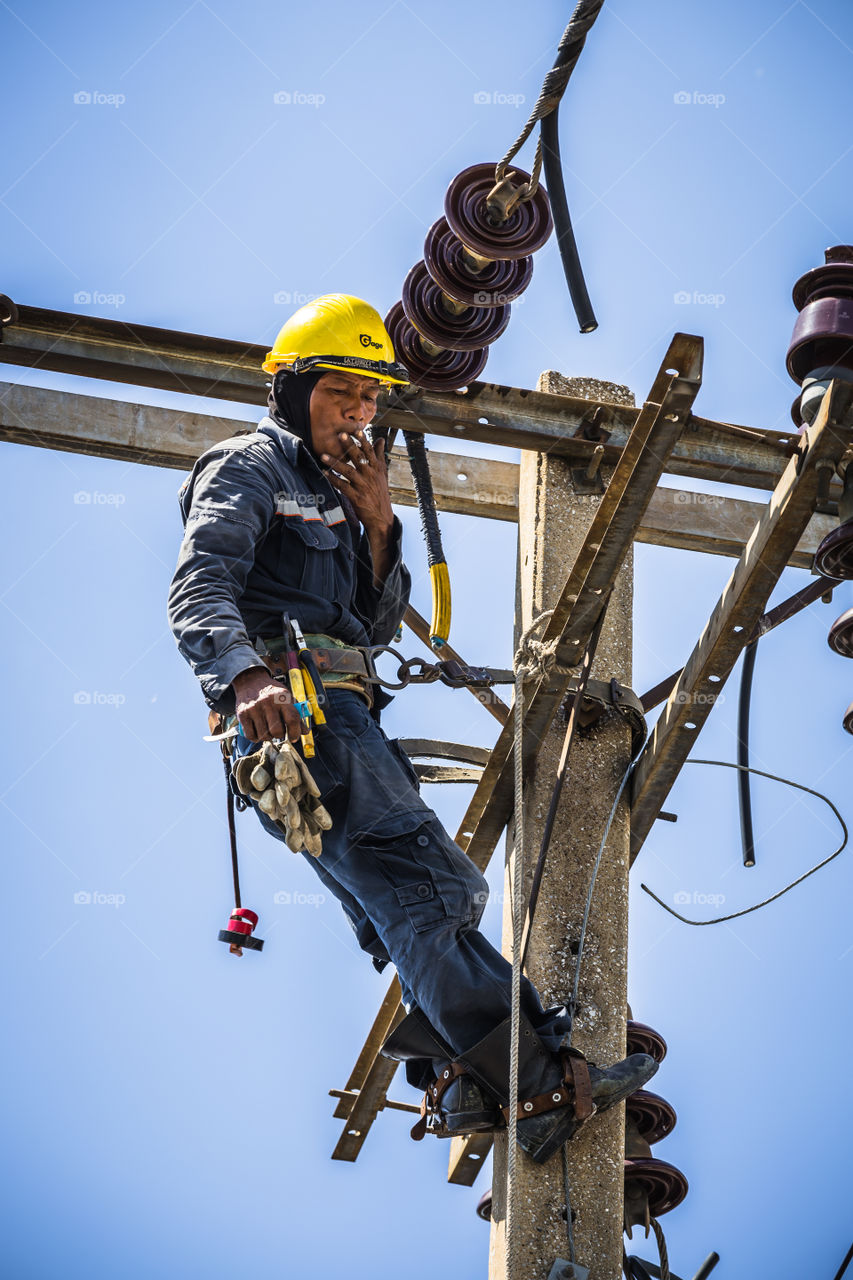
{"left": 263, "top": 293, "right": 409, "bottom": 385}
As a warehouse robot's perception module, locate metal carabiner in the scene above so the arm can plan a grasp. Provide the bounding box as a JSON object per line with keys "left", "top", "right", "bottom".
{"left": 361, "top": 644, "right": 412, "bottom": 690}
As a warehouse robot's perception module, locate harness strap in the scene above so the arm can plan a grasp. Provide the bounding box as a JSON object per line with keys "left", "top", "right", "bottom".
{"left": 500, "top": 1049, "right": 596, "bottom": 1124}
{"left": 410, "top": 1061, "right": 469, "bottom": 1141}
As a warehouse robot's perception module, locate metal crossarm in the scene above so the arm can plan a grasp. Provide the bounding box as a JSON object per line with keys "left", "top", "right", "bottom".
{"left": 0, "top": 299, "right": 797, "bottom": 490}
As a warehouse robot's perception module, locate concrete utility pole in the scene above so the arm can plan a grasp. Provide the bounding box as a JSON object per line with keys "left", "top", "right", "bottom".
{"left": 489, "top": 372, "right": 637, "bottom": 1280}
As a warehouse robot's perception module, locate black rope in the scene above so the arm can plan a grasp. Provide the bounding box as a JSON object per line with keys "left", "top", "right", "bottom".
{"left": 736, "top": 640, "right": 758, "bottom": 868}
{"left": 223, "top": 754, "right": 242, "bottom": 908}
{"left": 641, "top": 760, "right": 848, "bottom": 925}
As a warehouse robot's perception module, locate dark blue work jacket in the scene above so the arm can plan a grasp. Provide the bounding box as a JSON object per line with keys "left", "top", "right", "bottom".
{"left": 167, "top": 415, "right": 411, "bottom": 715}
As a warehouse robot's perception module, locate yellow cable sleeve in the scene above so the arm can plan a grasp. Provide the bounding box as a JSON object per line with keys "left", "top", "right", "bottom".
{"left": 429, "top": 561, "right": 452, "bottom": 648}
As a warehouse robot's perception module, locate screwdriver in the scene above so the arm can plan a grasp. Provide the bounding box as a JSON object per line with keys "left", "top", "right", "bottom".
{"left": 291, "top": 616, "right": 327, "bottom": 725}
{"left": 282, "top": 615, "right": 314, "bottom": 756}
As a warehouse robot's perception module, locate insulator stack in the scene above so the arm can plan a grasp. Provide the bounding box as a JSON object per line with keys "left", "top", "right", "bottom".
{"left": 787, "top": 247, "right": 853, "bottom": 730}
{"left": 624, "top": 1020, "right": 688, "bottom": 1239}
{"left": 385, "top": 163, "right": 553, "bottom": 391}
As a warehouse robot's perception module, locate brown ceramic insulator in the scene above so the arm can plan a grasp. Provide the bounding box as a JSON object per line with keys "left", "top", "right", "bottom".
{"left": 626, "top": 1020, "right": 668, "bottom": 1063}
{"left": 828, "top": 607, "right": 853, "bottom": 658}
{"left": 787, "top": 246, "right": 853, "bottom": 386}
{"left": 423, "top": 217, "right": 534, "bottom": 307}
{"left": 445, "top": 163, "right": 553, "bottom": 260}
{"left": 476, "top": 1189, "right": 492, "bottom": 1222}
{"left": 843, "top": 699, "right": 853, "bottom": 736}
{"left": 0, "top": 294, "right": 18, "bottom": 326}
{"left": 813, "top": 519, "right": 853, "bottom": 580}
{"left": 401, "top": 261, "right": 511, "bottom": 352}
{"left": 384, "top": 301, "right": 488, "bottom": 392}
{"left": 625, "top": 1090, "right": 677, "bottom": 1146}
{"left": 624, "top": 1156, "right": 689, "bottom": 1225}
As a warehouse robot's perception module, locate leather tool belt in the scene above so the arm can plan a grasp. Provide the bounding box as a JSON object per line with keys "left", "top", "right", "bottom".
{"left": 256, "top": 634, "right": 374, "bottom": 708}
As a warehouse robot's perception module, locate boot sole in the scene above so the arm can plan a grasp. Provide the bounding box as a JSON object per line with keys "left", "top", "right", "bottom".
{"left": 517, "top": 1057, "right": 660, "bottom": 1164}
{"left": 437, "top": 1110, "right": 502, "bottom": 1137}
{"left": 516, "top": 1106, "right": 593, "bottom": 1164}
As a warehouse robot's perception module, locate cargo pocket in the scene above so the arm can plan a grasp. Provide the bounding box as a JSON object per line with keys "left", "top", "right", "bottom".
{"left": 357, "top": 816, "right": 449, "bottom": 934}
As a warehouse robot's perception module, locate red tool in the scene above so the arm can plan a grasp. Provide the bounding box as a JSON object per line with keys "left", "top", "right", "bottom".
{"left": 218, "top": 907, "right": 264, "bottom": 957}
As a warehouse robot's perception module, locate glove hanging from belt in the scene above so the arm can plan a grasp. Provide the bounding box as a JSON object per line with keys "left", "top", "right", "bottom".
{"left": 232, "top": 740, "right": 332, "bottom": 857}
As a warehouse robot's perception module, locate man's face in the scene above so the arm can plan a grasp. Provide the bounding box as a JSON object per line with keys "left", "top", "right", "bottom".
{"left": 309, "top": 371, "right": 380, "bottom": 465}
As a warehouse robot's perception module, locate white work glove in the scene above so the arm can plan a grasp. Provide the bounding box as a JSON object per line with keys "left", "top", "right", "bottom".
{"left": 232, "top": 740, "right": 332, "bottom": 857}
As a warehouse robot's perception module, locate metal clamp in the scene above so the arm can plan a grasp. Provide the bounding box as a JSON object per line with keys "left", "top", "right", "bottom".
{"left": 361, "top": 646, "right": 513, "bottom": 692}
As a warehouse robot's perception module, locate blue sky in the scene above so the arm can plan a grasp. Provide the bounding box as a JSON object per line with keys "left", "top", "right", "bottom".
{"left": 3, "top": 2, "right": 853, "bottom": 1277}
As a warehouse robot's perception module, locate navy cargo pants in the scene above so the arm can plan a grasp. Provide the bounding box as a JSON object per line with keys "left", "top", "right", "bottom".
{"left": 231, "top": 689, "right": 570, "bottom": 1060}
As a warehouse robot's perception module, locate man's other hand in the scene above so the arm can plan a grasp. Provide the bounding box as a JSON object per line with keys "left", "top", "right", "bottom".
{"left": 231, "top": 667, "right": 302, "bottom": 743}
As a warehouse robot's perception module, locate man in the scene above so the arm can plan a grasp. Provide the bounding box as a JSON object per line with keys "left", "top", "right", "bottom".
{"left": 168, "top": 293, "right": 656, "bottom": 1165}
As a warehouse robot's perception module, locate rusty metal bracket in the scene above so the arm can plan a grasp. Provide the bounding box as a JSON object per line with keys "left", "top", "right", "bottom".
{"left": 570, "top": 405, "right": 611, "bottom": 493}
{"left": 560, "top": 676, "right": 647, "bottom": 756}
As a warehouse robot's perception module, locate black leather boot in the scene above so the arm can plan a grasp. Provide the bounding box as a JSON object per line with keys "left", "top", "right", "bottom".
{"left": 456, "top": 1014, "right": 659, "bottom": 1165}
{"left": 380, "top": 1008, "right": 502, "bottom": 1139}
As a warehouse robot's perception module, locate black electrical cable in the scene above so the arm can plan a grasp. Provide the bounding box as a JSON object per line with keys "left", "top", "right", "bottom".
{"left": 495, "top": 0, "right": 605, "bottom": 333}
{"left": 403, "top": 430, "right": 444, "bottom": 567}
{"left": 832, "top": 1241, "right": 853, "bottom": 1280}
{"left": 641, "top": 760, "right": 847, "bottom": 925}
{"left": 737, "top": 640, "right": 758, "bottom": 868}
{"left": 541, "top": 105, "right": 598, "bottom": 333}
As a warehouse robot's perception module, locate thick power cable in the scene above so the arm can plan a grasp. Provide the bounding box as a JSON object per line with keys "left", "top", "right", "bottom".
{"left": 496, "top": 0, "right": 606, "bottom": 188}
{"left": 641, "top": 760, "right": 847, "bottom": 925}
{"left": 495, "top": 0, "right": 606, "bottom": 332}
{"left": 736, "top": 640, "right": 758, "bottom": 868}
